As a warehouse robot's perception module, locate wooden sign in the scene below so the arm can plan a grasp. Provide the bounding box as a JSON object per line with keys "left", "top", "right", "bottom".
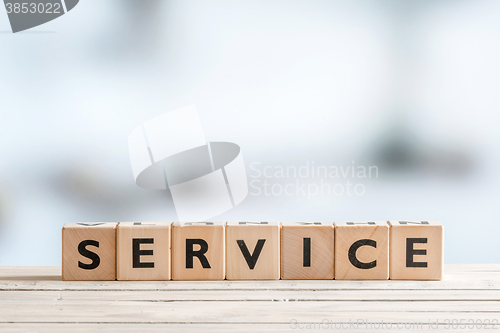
{"left": 61, "top": 221, "right": 444, "bottom": 281}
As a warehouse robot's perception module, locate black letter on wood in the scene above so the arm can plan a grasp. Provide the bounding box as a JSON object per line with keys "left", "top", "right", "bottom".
{"left": 348, "top": 239, "right": 377, "bottom": 269}
{"left": 78, "top": 240, "right": 100, "bottom": 270}
{"left": 133, "top": 238, "right": 154, "bottom": 268}
{"left": 237, "top": 239, "right": 266, "bottom": 269}
{"left": 406, "top": 238, "right": 428, "bottom": 267}
{"left": 303, "top": 238, "right": 311, "bottom": 267}
{"left": 186, "top": 239, "right": 211, "bottom": 269}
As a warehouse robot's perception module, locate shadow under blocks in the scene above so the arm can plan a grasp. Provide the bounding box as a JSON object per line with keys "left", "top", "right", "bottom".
{"left": 61, "top": 221, "right": 443, "bottom": 281}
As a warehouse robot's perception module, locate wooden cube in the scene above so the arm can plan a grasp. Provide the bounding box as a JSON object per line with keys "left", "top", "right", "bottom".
{"left": 226, "top": 221, "right": 280, "bottom": 280}
{"left": 334, "top": 221, "right": 389, "bottom": 280}
{"left": 116, "top": 222, "right": 171, "bottom": 281}
{"left": 172, "top": 222, "right": 225, "bottom": 280}
{"left": 389, "top": 220, "right": 443, "bottom": 280}
{"left": 62, "top": 222, "right": 117, "bottom": 281}
{"left": 281, "top": 222, "right": 334, "bottom": 280}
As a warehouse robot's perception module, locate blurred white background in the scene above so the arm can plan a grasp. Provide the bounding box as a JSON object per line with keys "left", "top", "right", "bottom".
{"left": 0, "top": 0, "right": 499, "bottom": 265}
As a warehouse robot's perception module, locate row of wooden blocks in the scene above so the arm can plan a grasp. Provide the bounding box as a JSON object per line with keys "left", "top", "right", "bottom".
{"left": 62, "top": 221, "right": 443, "bottom": 281}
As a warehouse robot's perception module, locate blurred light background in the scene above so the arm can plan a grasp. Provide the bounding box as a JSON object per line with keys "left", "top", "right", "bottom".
{"left": 0, "top": 0, "right": 499, "bottom": 265}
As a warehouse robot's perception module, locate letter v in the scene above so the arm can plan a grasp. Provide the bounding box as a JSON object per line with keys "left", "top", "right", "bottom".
{"left": 236, "top": 239, "right": 266, "bottom": 269}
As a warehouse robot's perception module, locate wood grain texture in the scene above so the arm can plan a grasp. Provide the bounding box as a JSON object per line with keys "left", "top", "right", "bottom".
{"left": 280, "top": 222, "right": 334, "bottom": 280}
{"left": 389, "top": 220, "right": 444, "bottom": 280}
{"left": 116, "top": 222, "right": 171, "bottom": 281}
{"left": 226, "top": 221, "right": 280, "bottom": 280}
{"left": 335, "top": 221, "right": 389, "bottom": 280}
{"left": 0, "top": 265, "right": 498, "bottom": 332}
{"left": 172, "top": 222, "right": 225, "bottom": 280}
{"left": 62, "top": 223, "right": 116, "bottom": 281}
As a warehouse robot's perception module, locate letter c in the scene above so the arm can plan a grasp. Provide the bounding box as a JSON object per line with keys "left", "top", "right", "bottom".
{"left": 348, "top": 239, "right": 377, "bottom": 269}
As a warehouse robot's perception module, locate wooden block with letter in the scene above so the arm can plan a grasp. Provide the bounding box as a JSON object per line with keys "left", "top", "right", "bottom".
{"left": 172, "top": 221, "right": 225, "bottom": 280}
{"left": 280, "top": 222, "right": 334, "bottom": 280}
{"left": 116, "top": 222, "right": 171, "bottom": 281}
{"left": 389, "top": 220, "right": 443, "bottom": 280}
{"left": 62, "top": 222, "right": 117, "bottom": 281}
{"left": 334, "top": 221, "right": 389, "bottom": 280}
{"left": 226, "top": 221, "right": 280, "bottom": 280}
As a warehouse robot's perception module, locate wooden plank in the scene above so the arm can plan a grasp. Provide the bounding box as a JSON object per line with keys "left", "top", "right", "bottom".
{"left": 0, "top": 265, "right": 498, "bottom": 331}
{"left": 0, "top": 300, "right": 498, "bottom": 323}
{"left": 1, "top": 289, "right": 500, "bottom": 301}
{"left": 3, "top": 323, "right": 498, "bottom": 333}
{"left": 1, "top": 265, "right": 500, "bottom": 290}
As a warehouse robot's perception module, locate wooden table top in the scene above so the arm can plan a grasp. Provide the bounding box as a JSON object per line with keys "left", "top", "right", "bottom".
{"left": 0, "top": 265, "right": 498, "bottom": 332}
